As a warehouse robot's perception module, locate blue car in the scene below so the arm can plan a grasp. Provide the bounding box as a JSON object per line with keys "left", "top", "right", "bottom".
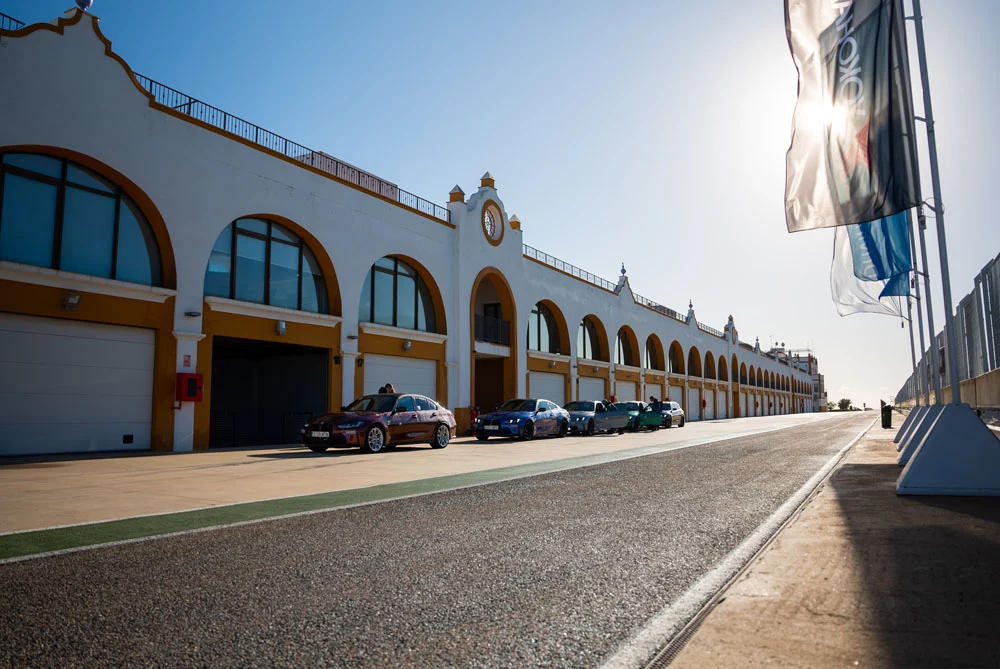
{"left": 473, "top": 398, "right": 570, "bottom": 441}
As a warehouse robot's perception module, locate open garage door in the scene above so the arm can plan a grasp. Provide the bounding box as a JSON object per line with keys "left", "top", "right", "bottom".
{"left": 578, "top": 377, "right": 605, "bottom": 401}
{"left": 529, "top": 371, "right": 565, "bottom": 406}
{"left": 364, "top": 354, "right": 438, "bottom": 403}
{"left": 614, "top": 381, "right": 637, "bottom": 402}
{"left": 0, "top": 313, "right": 154, "bottom": 456}
{"left": 704, "top": 389, "right": 715, "bottom": 420}
{"left": 211, "top": 337, "right": 328, "bottom": 447}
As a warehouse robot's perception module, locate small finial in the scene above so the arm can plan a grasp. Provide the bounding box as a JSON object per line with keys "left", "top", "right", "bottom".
{"left": 76, "top": 0, "right": 94, "bottom": 10}
{"left": 621, "top": 263, "right": 626, "bottom": 276}
{"left": 480, "top": 172, "right": 495, "bottom": 188}
{"left": 689, "top": 299, "right": 693, "bottom": 310}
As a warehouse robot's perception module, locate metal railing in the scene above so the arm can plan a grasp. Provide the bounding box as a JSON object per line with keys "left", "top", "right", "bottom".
{"left": 130, "top": 74, "right": 449, "bottom": 222}
{"left": 739, "top": 342, "right": 755, "bottom": 352}
{"left": 474, "top": 314, "right": 510, "bottom": 346}
{"left": 0, "top": 12, "right": 25, "bottom": 32}
{"left": 634, "top": 293, "right": 686, "bottom": 322}
{"left": 698, "top": 323, "right": 725, "bottom": 338}
{"left": 523, "top": 245, "right": 618, "bottom": 292}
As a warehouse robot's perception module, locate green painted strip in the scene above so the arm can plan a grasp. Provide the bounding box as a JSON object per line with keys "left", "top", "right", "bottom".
{"left": 0, "top": 419, "right": 833, "bottom": 561}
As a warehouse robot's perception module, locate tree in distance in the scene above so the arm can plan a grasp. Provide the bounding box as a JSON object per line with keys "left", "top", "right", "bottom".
{"left": 838, "top": 398, "right": 853, "bottom": 411}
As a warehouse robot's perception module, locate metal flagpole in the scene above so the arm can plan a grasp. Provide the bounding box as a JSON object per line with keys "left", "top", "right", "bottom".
{"left": 910, "top": 0, "right": 962, "bottom": 404}
{"left": 914, "top": 205, "right": 941, "bottom": 403}
{"left": 906, "top": 212, "right": 928, "bottom": 404}
{"left": 906, "top": 296, "right": 920, "bottom": 404}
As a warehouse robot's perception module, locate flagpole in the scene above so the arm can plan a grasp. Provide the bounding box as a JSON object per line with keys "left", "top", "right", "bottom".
{"left": 906, "top": 296, "right": 920, "bottom": 404}
{"left": 914, "top": 205, "right": 941, "bottom": 403}
{"left": 910, "top": 0, "right": 962, "bottom": 404}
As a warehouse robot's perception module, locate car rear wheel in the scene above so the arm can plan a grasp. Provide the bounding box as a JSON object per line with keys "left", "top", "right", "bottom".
{"left": 631, "top": 419, "right": 640, "bottom": 433}
{"left": 520, "top": 421, "right": 535, "bottom": 441}
{"left": 362, "top": 425, "right": 386, "bottom": 453}
{"left": 307, "top": 444, "right": 328, "bottom": 453}
{"left": 586, "top": 420, "right": 595, "bottom": 436}
{"left": 558, "top": 420, "right": 568, "bottom": 438}
{"left": 431, "top": 424, "right": 450, "bottom": 449}
{"left": 679, "top": 417, "right": 685, "bottom": 427}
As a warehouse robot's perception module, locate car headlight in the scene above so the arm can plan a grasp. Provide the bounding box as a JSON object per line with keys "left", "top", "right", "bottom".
{"left": 473, "top": 417, "right": 482, "bottom": 424}
{"left": 338, "top": 421, "right": 364, "bottom": 429}
{"left": 507, "top": 418, "right": 521, "bottom": 424}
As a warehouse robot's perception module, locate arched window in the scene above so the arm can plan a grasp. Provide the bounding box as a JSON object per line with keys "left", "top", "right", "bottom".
{"left": 577, "top": 318, "right": 601, "bottom": 360}
{"left": 615, "top": 330, "right": 633, "bottom": 366}
{"left": 645, "top": 337, "right": 663, "bottom": 370}
{"left": 359, "top": 256, "right": 436, "bottom": 332}
{"left": 527, "top": 302, "right": 560, "bottom": 353}
{"left": 0, "top": 152, "right": 161, "bottom": 285}
{"left": 205, "top": 217, "right": 327, "bottom": 313}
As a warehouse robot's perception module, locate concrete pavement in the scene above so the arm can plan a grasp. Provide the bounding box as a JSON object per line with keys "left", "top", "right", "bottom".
{"left": 667, "top": 418, "right": 1000, "bottom": 668}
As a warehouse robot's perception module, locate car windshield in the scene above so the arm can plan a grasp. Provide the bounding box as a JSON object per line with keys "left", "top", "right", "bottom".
{"left": 497, "top": 399, "right": 537, "bottom": 412}
{"left": 564, "top": 401, "right": 595, "bottom": 412}
{"left": 615, "top": 402, "right": 641, "bottom": 412}
{"left": 345, "top": 395, "right": 397, "bottom": 413}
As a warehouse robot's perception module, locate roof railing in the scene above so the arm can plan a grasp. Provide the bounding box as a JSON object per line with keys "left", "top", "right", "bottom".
{"left": 522, "top": 245, "right": 618, "bottom": 292}
{"left": 633, "top": 293, "right": 686, "bottom": 323}
{"left": 698, "top": 323, "right": 725, "bottom": 338}
{"left": 133, "top": 74, "right": 449, "bottom": 223}
{"left": 0, "top": 12, "right": 25, "bottom": 31}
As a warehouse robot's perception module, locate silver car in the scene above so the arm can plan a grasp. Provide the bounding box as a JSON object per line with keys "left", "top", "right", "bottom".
{"left": 564, "top": 400, "right": 632, "bottom": 435}
{"left": 653, "top": 400, "right": 686, "bottom": 427}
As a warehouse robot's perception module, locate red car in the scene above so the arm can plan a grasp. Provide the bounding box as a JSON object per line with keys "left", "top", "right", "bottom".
{"left": 302, "top": 393, "right": 456, "bottom": 454}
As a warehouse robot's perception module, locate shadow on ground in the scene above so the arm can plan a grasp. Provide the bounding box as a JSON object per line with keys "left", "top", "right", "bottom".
{"left": 830, "top": 461, "right": 1000, "bottom": 667}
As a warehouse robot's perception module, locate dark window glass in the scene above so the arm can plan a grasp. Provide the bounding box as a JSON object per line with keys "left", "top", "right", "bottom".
{"left": 539, "top": 311, "right": 550, "bottom": 353}
{"left": 0, "top": 174, "right": 58, "bottom": 267}
{"left": 236, "top": 217, "right": 268, "bottom": 235}
{"left": 2, "top": 153, "right": 62, "bottom": 178}
{"left": 66, "top": 164, "right": 114, "bottom": 193}
{"left": 205, "top": 224, "right": 233, "bottom": 298}
{"left": 396, "top": 271, "right": 416, "bottom": 330}
{"left": 373, "top": 267, "right": 394, "bottom": 325}
{"left": 359, "top": 272, "right": 372, "bottom": 322}
{"left": 116, "top": 197, "right": 160, "bottom": 285}
{"left": 60, "top": 187, "right": 116, "bottom": 278}
{"left": 270, "top": 223, "right": 298, "bottom": 244}
{"left": 416, "top": 280, "right": 435, "bottom": 332}
{"left": 268, "top": 240, "right": 299, "bottom": 309}
{"left": 301, "top": 247, "right": 326, "bottom": 314}
{"left": 395, "top": 396, "right": 416, "bottom": 412}
{"left": 234, "top": 234, "right": 266, "bottom": 303}
{"left": 414, "top": 396, "right": 436, "bottom": 411}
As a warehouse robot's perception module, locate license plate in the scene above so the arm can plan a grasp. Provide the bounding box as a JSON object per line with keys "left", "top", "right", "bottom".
{"left": 310, "top": 431, "right": 330, "bottom": 438}
{"left": 484, "top": 425, "right": 499, "bottom": 431}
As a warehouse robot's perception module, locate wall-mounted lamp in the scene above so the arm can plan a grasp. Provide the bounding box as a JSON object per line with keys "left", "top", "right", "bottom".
{"left": 333, "top": 355, "right": 341, "bottom": 365}
{"left": 402, "top": 339, "right": 412, "bottom": 352}
{"left": 184, "top": 310, "right": 202, "bottom": 318}
{"left": 346, "top": 334, "right": 359, "bottom": 340}
{"left": 592, "top": 365, "right": 599, "bottom": 373}
{"left": 275, "top": 320, "right": 286, "bottom": 336}
{"left": 62, "top": 293, "right": 82, "bottom": 311}
{"left": 357, "top": 358, "right": 364, "bottom": 368}
{"left": 548, "top": 360, "right": 556, "bottom": 369}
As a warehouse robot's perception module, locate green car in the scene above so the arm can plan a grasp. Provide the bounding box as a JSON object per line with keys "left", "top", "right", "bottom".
{"left": 612, "top": 401, "right": 663, "bottom": 432}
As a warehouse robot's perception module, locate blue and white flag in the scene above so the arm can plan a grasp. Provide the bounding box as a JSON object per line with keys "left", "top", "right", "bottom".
{"left": 830, "top": 209, "right": 912, "bottom": 317}
{"left": 785, "top": 0, "right": 920, "bottom": 232}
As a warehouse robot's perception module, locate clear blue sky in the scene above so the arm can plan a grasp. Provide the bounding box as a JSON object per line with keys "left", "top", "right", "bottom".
{"left": 7, "top": 0, "right": 998, "bottom": 409}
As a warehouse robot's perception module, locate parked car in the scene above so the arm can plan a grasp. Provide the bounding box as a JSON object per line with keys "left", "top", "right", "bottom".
{"left": 473, "top": 398, "right": 570, "bottom": 441}
{"left": 652, "top": 400, "right": 686, "bottom": 427}
{"left": 613, "top": 401, "right": 664, "bottom": 432}
{"left": 302, "top": 393, "right": 456, "bottom": 454}
{"left": 564, "top": 400, "right": 631, "bottom": 435}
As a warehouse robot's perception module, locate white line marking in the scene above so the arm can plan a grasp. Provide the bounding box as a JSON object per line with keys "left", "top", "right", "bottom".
{"left": 599, "top": 417, "right": 875, "bottom": 669}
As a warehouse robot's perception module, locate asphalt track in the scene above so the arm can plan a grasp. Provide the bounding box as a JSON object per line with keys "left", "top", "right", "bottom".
{"left": 0, "top": 413, "right": 869, "bottom": 668}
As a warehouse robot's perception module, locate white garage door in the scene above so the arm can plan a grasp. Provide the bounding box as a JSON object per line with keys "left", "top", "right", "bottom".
{"left": 578, "top": 377, "right": 605, "bottom": 401}
{"left": 614, "top": 381, "right": 637, "bottom": 402}
{"left": 363, "top": 354, "right": 438, "bottom": 403}
{"left": 687, "top": 388, "right": 700, "bottom": 421}
{"left": 0, "top": 313, "right": 154, "bottom": 456}
{"left": 704, "top": 389, "right": 715, "bottom": 420}
{"left": 529, "top": 371, "right": 565, "bottom": 406}
{"left": 719, "top": 391, "right": 728, "bottom": 419}
{"left": 741, "top": 392, "right": 748, "bottom": 417}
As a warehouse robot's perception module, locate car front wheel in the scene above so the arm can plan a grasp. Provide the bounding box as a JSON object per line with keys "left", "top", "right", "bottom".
{"left": 558, "top": 420, "right": 568, "bottom": 438}
{"left": 431, "top": 424, "right": 450, "bottom": 449}
{"left": 679, "top": 417, "right": 685, "bottom": 427}
{"left": 520, "top": 421, "right": 535, "bottom": 441}
{"left": 308, "top": 444, "right": 328, "bottom": 453}
{"left": 362, "top": 425, "right": 386, "bottom": 453}
{"left": 586, "top": 420, "right": 595, "bottom": 436}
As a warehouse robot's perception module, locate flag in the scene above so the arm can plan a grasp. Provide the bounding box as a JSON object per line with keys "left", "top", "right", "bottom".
{"left": 830, "top": 209, "right": 913, "bottom": 317}
{"left": 785, "top": 0, "right": 920, "bottom": 232}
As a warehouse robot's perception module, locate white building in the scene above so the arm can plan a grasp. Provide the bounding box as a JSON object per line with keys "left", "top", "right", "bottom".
{"left": 0, "top": 9, "right": 817, "bottom": 456}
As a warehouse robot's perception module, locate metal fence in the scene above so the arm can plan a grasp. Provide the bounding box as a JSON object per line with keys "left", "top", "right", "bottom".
{"left": 634, "top": 293, "right": 686, "bottom": 322}
{"left": 896, "top": 251, "right": 1000, "bottom": 403}
{"left": 698, "top": 323, "right": 725, "bottom": 339}
{"left": 522, "top": 245, "right": 618, "bottom": 292}
{"left": 474, "top": 314, "right": 510, "bottom": 346}
{"left": 0, "top": 12, "right": 25, "bottom": 32}
{"left": 130, "top": 74, "right": 449, "bottom": 222}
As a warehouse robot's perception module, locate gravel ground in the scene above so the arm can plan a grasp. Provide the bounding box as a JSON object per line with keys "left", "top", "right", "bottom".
{"left": 0, "top": 413, "right": 868, "bottom": 668}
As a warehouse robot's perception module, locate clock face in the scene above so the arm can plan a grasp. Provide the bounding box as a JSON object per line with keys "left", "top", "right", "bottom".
{"left": 482, "top": 204, "right": 503, "bottom": 244}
